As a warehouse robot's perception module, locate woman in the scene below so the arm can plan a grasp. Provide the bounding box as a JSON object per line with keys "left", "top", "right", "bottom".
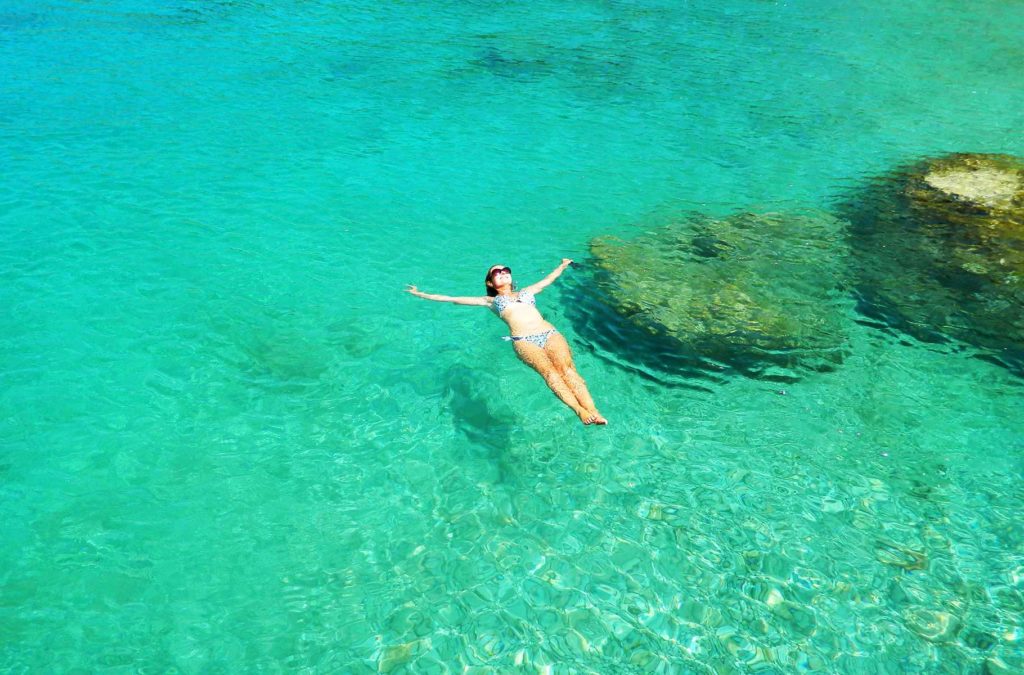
{"left": 406, "top": 260, "right": 607, "bottom": 425}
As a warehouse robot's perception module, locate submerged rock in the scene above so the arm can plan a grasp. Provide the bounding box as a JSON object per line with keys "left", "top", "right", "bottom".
{"left": 470, "top": 46, "right": 551, "bottom": 81}
{"left": 875, "top": 540, "right": 928, "bottom": 571}
{"left": 910, "top": 153, "right": 1024, "bottom": 222}
{"left": 583, "top": 210, "right": 850, "bottom": 380}
{"left": 903, "top": 607, "right": 962, "bottom": 644}
{"left": 443, "top": 364, "right": 512, "bottom": 451}
{"left": 908, "top": 153, "right": 1024, "bottom": 283}
{"left": 842, "top": 152, "right": 1024, "bottom": 373}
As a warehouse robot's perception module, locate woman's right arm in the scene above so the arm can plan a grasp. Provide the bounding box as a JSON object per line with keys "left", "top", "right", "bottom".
{"left": 406, "top": 285, "right": 491, "bottom": 307}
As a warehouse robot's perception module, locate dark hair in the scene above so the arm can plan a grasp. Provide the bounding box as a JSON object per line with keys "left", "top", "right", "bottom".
{"left": 485, "top": 265, "right": 500, "bottom": 296}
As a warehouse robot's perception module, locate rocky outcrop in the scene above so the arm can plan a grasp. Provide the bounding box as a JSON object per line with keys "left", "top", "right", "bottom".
{"left": 584, "top": 210, "right": 850, "bottom": 380}
{"left": 843, "top": 152, "right": 1024, "bottom": 373}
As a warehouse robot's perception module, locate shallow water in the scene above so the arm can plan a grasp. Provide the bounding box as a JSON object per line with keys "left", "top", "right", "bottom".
{"left": 2, "top": 0, "right": 1023, "bottom": 671}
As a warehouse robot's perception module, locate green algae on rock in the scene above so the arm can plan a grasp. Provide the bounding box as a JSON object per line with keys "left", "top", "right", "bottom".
{"left": 908, "top": 153, "right": 1024, "bottom": 282}
{"left": 587, "top": 210, "right": 850, "bottom": 380}
{"left": 843, "top": 152, "right": 1024, "bottom": 374}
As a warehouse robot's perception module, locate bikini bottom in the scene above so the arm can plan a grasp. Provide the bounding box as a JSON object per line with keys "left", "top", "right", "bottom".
{"left": 503, "top": 329, "right": 556, "bottom": 349}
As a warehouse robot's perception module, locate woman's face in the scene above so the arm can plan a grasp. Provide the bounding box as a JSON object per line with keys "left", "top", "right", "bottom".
{"left": 489, "top": 265, "right": 512, "bottom": 286}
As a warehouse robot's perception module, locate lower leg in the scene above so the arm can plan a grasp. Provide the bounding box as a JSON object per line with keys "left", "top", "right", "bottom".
{"left": 562, "top": 368, "right": 597, "bottom": 413}
{"left": 543, "top": 334, "right": 606, "bottom": 424}
{"left": 542, "top": 371, "right": 592, "bottom": 422}
{"left": 514, "top": 341, "right": 593, "bottom": 424}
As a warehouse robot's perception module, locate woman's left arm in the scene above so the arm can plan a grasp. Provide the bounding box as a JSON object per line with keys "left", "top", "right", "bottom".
{"left": 522, "top": 259, "right": 573, "bottom": 295}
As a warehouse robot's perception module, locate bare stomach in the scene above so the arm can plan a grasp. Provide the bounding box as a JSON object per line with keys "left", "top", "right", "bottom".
{"left": 501, "top": 307, "right": 555, "bottom": 336}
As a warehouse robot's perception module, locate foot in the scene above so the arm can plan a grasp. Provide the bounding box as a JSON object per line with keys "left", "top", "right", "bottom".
{"left": 577, "top": 409, "right": 607, "bottom": 425}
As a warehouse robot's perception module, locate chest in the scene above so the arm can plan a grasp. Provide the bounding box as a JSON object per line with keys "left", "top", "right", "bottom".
{"left": 492, "top": 291, "right": 536, "bottom": 315}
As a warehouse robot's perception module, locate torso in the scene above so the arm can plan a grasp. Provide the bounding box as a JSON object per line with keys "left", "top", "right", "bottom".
{"left": 491, "top": 291, "right": 554, "bottom": 336}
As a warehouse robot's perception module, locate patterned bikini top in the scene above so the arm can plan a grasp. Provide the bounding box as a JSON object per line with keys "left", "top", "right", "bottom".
{"left": 491, "top": 290, "right": 536, "bottom": 316}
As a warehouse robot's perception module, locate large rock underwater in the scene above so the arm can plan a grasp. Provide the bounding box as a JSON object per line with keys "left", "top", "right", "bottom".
{"left": 573, "top": 153, "right": 1024, "bottom": 381}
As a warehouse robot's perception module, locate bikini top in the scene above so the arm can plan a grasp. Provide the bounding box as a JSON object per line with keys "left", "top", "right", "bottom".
{"left": 491, "top": 290, "right": 536, "bottom": 316}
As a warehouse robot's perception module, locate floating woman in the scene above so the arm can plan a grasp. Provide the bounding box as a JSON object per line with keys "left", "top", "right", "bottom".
{"left": 406, "top": 260, "right": 607, "bottom": 425}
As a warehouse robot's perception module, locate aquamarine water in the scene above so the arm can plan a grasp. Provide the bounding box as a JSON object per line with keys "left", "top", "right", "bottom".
{"left": 2, "top": 0, "right": 1022, "bottom": 671}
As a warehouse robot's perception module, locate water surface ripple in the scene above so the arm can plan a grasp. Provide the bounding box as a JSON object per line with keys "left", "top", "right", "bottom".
{"left": 1, "top": 0, "right": 1022, "bottom": 671}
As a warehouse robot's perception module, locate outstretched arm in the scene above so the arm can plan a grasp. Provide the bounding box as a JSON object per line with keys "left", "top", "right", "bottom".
{"left": 406, "top": 285, "right": 492, "bottom": 307}
{"left": 522, "top": 259, "right": 573, "bottom": 295}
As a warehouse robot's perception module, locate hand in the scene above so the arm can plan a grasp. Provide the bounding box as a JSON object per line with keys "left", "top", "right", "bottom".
{"left": 405, "top": 284, "right": 420, "bottom": 295}
{"left": 561, "top": 258, "right": 574, "bottom": 268}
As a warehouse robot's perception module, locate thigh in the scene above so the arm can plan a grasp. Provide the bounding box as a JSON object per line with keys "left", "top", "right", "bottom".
{"left": 543, "top": 332, "right": 576, "bottom": 372}
{"left": 513, "top": 340, "right": 555, "bottom": 375}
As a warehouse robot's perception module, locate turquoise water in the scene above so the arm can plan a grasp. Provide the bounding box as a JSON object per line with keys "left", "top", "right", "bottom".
{"left": 2, "top": 0, "right": 1023, "bottom": 671}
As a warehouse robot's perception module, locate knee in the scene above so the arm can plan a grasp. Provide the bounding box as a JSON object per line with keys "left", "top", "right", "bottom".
{"left": 562, "top": 366, "right": 583, "bottom": 382}
{"left": 542, "top": 370, "right": 565, "bottom": 387}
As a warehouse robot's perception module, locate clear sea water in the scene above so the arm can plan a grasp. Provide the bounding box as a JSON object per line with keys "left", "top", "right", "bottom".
{"left": 2, "top": 0, "right": 1023, "bottom": 672}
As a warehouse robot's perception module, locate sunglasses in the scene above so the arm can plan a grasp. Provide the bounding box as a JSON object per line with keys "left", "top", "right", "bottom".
{"left": 490, "top": 267, "right": 512, "bottom": 279}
